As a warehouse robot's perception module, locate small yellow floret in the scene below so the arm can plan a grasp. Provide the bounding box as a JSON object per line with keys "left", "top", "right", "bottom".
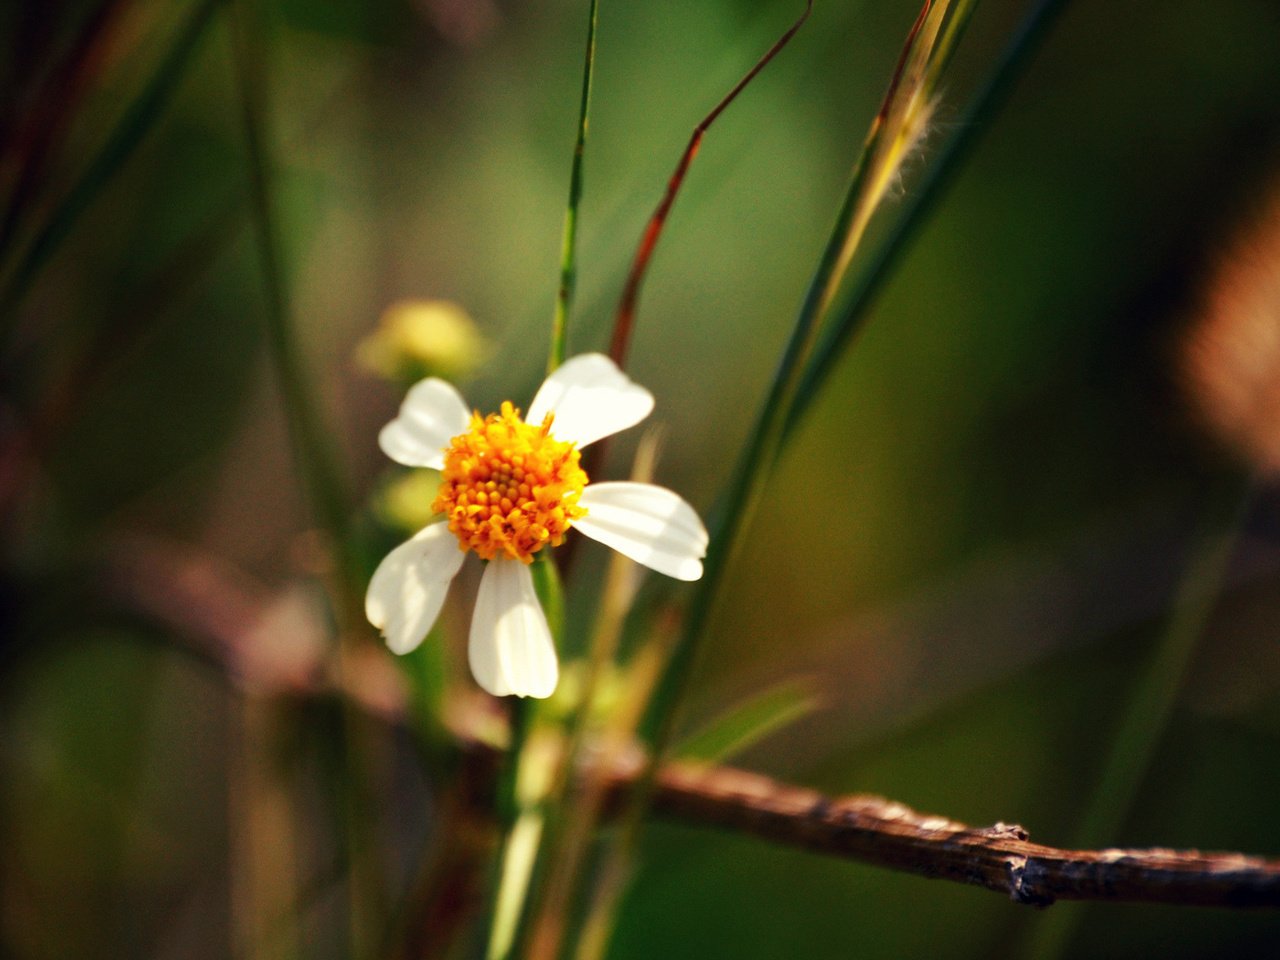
{"left": 433, "top": 401, "right": 588, "bottom": 562}
{"left": 357, "top": 299, "right": 489, "bottom": 383}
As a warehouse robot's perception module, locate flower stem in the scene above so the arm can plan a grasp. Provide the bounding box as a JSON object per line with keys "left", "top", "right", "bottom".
{"left": 481, "top": 555, "right": 564, "bottom": 960}
{"left": 524, "top": 435, "right": 657, "bottom": 960}
{"left": 548, "top": 0, "right": 600, "bottom": 376}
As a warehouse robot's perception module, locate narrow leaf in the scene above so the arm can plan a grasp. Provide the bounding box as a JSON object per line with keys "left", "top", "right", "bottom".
{"left": 674, "top": 678, "right": 819, "bottom": 765}
{"left": 608, "top": 1, "right": 812, "bottom": 370}
{"left": 0, "top": 0, "right": 222, "bottom": 336}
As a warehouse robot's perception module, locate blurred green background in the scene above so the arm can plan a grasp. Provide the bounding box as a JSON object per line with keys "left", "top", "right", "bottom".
{"left": 2, "top": 0, "right": 1279, "bottom": 957}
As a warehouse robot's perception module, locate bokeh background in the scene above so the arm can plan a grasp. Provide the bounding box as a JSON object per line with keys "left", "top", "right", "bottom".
{"left": 3, "top": 0, "right": 1280, "bottom": 957}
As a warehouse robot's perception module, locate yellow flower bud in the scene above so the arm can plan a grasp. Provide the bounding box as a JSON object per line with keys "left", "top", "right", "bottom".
{"left": 357, "top": 299, "right": 489, "bottom": 383}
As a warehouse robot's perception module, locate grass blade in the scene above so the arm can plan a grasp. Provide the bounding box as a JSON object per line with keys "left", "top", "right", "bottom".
{"left": 581, "top": 5, "right": 978, "bottom": 954}
{"left": 227, "top": 0, "right": 353, "bottom": 581}
{"left": 1018, "top": 480, "right": 1252, "bottom": 959}
{"left": 0, "top": 0, "right": 223, "bottom": 341}
{"left": 785, "top": 0, "right": 1071, "bottom": 437}
{"left": 673, "top": 678, "right": 819, "bottom": 765}
{"left": 547, "top": 0, "right": 600, "bottom": 374}
{"left": 228, "top": 5, "right": 383, "bottom": 958}
{"left": 640, "top": 0, "right": 951, "bottom": 753}
{"left": 607, "top": 1, "right": 812, "bottom": 370}
{"left": 0, "top": 0, "right": 130, "bottom": 263}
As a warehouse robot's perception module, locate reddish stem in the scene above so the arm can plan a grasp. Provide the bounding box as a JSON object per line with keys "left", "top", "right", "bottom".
{"left": 608, "top": 1, "right": 813, "bottom": 370}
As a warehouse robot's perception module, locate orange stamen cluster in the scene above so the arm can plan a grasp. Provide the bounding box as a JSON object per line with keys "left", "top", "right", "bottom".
{"left": 433, "top": 401, "right": 588, "bottom": 563}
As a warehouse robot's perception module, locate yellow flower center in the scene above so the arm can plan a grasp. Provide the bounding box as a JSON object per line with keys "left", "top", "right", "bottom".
{"left": 433, "top": 401, "right": 588, "bottom": 562}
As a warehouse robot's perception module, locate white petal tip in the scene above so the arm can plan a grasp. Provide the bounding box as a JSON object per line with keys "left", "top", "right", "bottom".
{"left": 469, "top": 561, "right": 560, "bottom": 699}
{"left": 474, "top": 666, "right": 559, "bottom": 699}
{"left": 507, "top": 672, "right": 559, "bottom": 700}
{"left": 384, "top": 629, "right": 426, "bottom": 656}
{"left": 669, "top": 559, "right": 705, "bottom": 582}
{"left": 364, "top": 522, "right": 464, "bottom": 659}
{"left": 573, "top": 482, "right": 709, "bottom": 582}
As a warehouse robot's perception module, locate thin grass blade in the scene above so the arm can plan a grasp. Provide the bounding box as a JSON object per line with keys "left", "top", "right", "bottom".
{"left": 607, "top": 1, "right": 812, "bottom": 370}
{"left": 786, "top": 0, "right": 1071, "bottom": 437}
{"left": 0, "top": 0, "right": 223, "bottom": 340}
{"left": 547, "top": 0, "right": 600, "bottom": 374}
{"left": 1018, "top": 479, "right": 1253, "bottom": 960}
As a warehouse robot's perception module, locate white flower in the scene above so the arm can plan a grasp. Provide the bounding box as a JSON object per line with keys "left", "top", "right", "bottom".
{"left": 366, "top": 353, "right": 708, "bottom": 698}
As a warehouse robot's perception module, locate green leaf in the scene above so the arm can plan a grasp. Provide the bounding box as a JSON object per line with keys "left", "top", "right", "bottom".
{"left": 673, "top": 678, "right": 819, "bottom": 766}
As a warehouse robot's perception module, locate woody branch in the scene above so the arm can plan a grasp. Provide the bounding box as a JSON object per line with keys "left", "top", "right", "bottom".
{"left": 105, "top": 535, "right": 1280, "bottom": 911}
{"left": 605, "top": 758, "right": 1280, "bottom": 908}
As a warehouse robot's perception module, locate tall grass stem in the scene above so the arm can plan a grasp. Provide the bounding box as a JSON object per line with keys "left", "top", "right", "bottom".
{"left": 548, "top": 0, "right": 600, "bottom": 374}
{"left": 785, "top": 0, "right": 1070, "bottom": 438}
{"left": 228, "top": 3, "right": 381, "bottom": 957}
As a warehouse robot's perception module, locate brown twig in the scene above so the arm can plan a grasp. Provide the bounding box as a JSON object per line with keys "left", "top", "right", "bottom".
{"left": 99, "top": 535, "right": 1280, "bottom": 911}
{"left": 607, "top": 1, "right": 812, "bottom": 370}
{"left": 620, "top": 761, "right": 1280, "bottom": 908}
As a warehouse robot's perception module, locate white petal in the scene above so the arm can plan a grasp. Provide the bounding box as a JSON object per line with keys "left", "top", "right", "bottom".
{"left": 526, "top": 353, "right": 654, "bottom": 449}
{"left": 366, "top": 522, "right": 465, "bottom": 654}
{"left": 574, "top": 482, "right": 708, "bottom": 581}
{"left": 469, "top": 560, "right": 558, "bottom": 698}
{"left": 378, "top": 378, "right": 471, "bottom": 469}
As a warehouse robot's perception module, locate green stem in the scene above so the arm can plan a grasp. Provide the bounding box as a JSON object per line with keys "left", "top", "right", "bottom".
{"left": 228, "top": 4, "right": 378, "bottom": 958}
{"left": 548, "top": 0, "right": 600, "bottom": 375}
{"left": 583, "top": 3, "right": 1057, "bottom": 952}
{"left": 482, "top": 555, "right": 563, "bottom": 960}
{"left": 570, "top": 10, "right": 943, "bottom": 957}
{"left": 638, "top": 0, "right": 961, "bottom": 757}
{"left": 576, "top": 84, "right": 892, "bottom": 957}
{"left": 227, "top": 0, "right": 356, "bottom": 583}
{"left": 785, "top": 0, "right": 1070, "bottom": 438}
{"left": 0, "top": 0, "right": 224, "bottom": 340}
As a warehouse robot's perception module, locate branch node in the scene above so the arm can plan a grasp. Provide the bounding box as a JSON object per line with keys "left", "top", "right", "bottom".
{"left": 1005, "top": 855, "right": 1054, "bottom": 907}
{"left": 984, "top": 821, "right": 1031, "bottom": 842}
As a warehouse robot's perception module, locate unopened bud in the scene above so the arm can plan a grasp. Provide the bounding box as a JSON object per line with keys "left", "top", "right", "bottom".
{"left": 357, "top": 299, "right": 489, "bottom": 384}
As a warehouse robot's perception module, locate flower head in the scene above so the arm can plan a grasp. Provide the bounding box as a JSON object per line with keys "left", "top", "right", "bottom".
{"left": 366, "top": 353, "right": 708, "bottom": 698}
{"left": 432, "top": 402, "right": 587, "bottom": 562}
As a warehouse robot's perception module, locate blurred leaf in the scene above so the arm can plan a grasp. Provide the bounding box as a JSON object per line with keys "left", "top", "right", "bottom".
{"left": 0, "top": 0, "right": 222, "bottom": 329}
{"left": 674, "top": 677, "right": 819, "bottom": 765}
{"left": 46, "top": 248, "right": 261, "bottom": 525}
